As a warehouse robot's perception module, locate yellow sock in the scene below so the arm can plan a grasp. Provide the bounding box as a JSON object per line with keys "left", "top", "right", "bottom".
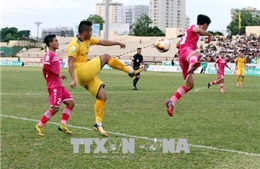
{"left": 241, "top": 76, "right": 244, "bottom": 83}
{"left": 107, "top": 57, "right": 132, "bottom": 74}
{"left": 236, "top": 76, "right": 240, "bottom": 83}
{"left": 95, "top": 100, "right": 105, "bottom": 125}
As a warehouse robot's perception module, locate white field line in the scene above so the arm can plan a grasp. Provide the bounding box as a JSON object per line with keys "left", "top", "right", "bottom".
{"left": 1, "top": 84, "right": 260, "bottom": 96}
{"left": 1, "top": 114, "right": 260, "bottom": 157}
{"left": 194, "top": 84, "right": 260, "bottom": 92}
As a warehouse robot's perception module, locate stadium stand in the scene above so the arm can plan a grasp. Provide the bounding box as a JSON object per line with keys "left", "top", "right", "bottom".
{"left": 11, "top": 34, "right": 260, "bottom": 63}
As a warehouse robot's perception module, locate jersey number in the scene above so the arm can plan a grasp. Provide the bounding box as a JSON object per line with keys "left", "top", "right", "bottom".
{"left": 180, "top": 31, "right": 188, "bottom": 45}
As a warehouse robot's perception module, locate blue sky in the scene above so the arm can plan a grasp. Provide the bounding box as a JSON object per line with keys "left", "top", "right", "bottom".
{"left": 1, "top": 0, "right": 260, "bottom": 37}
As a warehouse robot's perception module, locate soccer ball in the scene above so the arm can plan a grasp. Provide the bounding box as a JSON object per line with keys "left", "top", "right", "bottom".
{"left": 155, "top": 37, "right": 171, "bottom": 53}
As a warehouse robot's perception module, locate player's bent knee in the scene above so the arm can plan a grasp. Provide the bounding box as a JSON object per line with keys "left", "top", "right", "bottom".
{"left": 67, "top": 101, "right": 75, "bottom": 109}
{"left": 101, "top": 54, "right": 111, "bottom": 62}
{"left": 185, "top": 84, "right": 194, "bottom": 91}
{"left": 51, "top": 107, "right": 59, "bottom": 114}
{"left": 96, "top": 87, "right": 107, "bottom": 101}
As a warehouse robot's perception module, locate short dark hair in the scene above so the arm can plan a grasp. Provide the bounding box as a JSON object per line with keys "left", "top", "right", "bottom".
{"left": 197, "top": 14, "right": 211, "bottom": 25}
{"left": 137, "top": 48, "right": 141, "bottom": 50}
{"left": 43, "top": 34, "right": 56, "bottom": 47}
{"left": 177, "top": 34, "right": 183, "bottom": 38}
{"left": 78, "top": 20, "right": 92, "bottom": 33}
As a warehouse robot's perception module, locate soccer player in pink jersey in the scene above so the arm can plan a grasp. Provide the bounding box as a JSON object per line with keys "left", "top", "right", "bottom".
{"left": 208, "top": 48, "right": 231, "bottom": 93}
{"left": 35, "top": 34, "right": 75, "bottom": 136}
{"left": 165, "top": 14, "right": 213, "bottom": 117}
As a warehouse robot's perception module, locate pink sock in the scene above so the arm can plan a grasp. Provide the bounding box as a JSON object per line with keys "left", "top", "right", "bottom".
{"left": 189, "top": 55, "right": 198, "bottom": 67}
{"left": 61, "top": 106, "right": 73, "bottom": 125}
{"left": 170, "top": 86, "right": 189, "bottom": 104}
{"left": 38, "top": 110, "right": 54, "bottom": 127}
{"left": 220, "top": 82, "right": 224, "bottom": 91}
{"left": 210, "top": 81, "right": 217, "bottom": 85}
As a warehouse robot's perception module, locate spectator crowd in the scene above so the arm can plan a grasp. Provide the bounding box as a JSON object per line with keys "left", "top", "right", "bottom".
{"left": 200, "top": 33, "right": 260, "bottom": 63}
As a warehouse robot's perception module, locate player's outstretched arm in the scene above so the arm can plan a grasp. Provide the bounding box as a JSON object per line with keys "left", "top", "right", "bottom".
{"left": 193, "top": 28, "right": 213, "bottom": 41}
{"left": 68, "top": 56, "right": 77, "bottom": 89}
{"left": 97, "top": 40, "right": 125, "bottom": 48}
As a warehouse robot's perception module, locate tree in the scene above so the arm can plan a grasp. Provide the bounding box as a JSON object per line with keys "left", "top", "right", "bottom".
{"left": 86, "top": 14, "right": 105, "bottom": 30}
{"left": 208, "top": 31, "right": 224, "bottom": 36}
{"left": 0, "top": 27, "right": 31, "bottom": 42}
{"left": 18, "top": 30, "right": 30, "bottom": 40}
{"left": 131, "top": 14, "right": 165, "bottom": 36}
{"left": 227, "top": 10, "right": 260, "bottom": 35}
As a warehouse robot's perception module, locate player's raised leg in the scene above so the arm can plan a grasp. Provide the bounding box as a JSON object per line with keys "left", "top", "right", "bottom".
{"left": 100, "top": 54, "right": 144, "bottom": 77}
{"left": 208, "top": 79, "right": 219, "bottom": 88}
{"left": 187, "top": 51, "right": 201, "bottom": 74}
{"left": 208, "top": 80, "right": 219, "bottom": 88}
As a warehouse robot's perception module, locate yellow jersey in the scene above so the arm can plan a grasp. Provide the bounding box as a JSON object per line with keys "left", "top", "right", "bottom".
{"left": 67, "top": 37, "right": 99, "bottom": 69}
{"left": 236, "top": 57, "right": 246, "bottom": 69}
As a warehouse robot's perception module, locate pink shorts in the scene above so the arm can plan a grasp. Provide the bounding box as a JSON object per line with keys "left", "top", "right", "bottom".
{"left": 178, "top": 48, "right": 195, "bottom": 80}
{"left": 48, "top": 86, "right": 73, "bottom": 107}
{"left": 217, "top": 72, "right": 224, "bottom": 80}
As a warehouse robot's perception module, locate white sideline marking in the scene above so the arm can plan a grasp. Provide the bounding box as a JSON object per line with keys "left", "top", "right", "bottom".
{"left": 1, "top": 114, "right": 260, "bottom": 157}
{"left": 194, "top": 84, "right": 260, "bottom": 92}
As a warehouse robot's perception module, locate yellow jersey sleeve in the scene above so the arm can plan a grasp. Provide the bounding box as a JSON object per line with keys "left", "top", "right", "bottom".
{"left": 90, "top": 37, "right": 99, "bottom": 45}
{"left": 67, "top": 40, "right": 80, "bottom": 58}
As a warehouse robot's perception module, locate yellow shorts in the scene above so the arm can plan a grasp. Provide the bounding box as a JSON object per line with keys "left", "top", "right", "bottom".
{"left": 236, "top": 69, "right": 245, "bottom": 76}
{"left": 75, "top": 56, "right": 104, "bottom": 97}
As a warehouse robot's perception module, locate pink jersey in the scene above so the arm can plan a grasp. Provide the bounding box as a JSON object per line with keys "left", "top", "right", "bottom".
{"left": 179, "top": 25, "right": 200, "bottom": 51}
{"left": 43, "top": 51, "right": 62, "bottom": 89}
{"left": 216, "top": 58, "right": 227, "bottom": 74}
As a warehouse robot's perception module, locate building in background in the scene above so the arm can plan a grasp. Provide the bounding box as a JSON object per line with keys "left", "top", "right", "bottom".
{"left": 185, "top": 15, "right": 190, "bottom": 29}
{"left": 41, "top": 27, "right": 74, "bottom": 38}
{"left": 149, "top": 0, "right": 187, "bottom": 33}
{"left": 231, "top": 6, "right": 260, "bottom": 18}
{"left": 102, "top": 23, "right": 130, "bottom": 35}
{"left": 96, "top": 0, "right": 123, "bottom": 23}
{"left": 116, "top": 5, "right": 149, "bottom": 25}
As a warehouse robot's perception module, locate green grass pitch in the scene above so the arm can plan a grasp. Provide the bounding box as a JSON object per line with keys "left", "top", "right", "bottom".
{"left": 1, "top": 66, "right": 260, "bottom": 169}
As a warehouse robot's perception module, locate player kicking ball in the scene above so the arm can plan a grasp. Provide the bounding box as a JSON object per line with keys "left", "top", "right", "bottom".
{"left": 165, "top": 14, "right": 213, "bottom": 117}
{"left": 208, "top": 48, "right": 231, "bottom": 93}
{"left": 35, "top": 34, "right": 75, "bottom": 136}
{"left": 67, "top": 21, "right": 144, "bottom": 137}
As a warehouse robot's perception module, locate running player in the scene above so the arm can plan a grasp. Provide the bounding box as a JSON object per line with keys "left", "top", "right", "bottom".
{"left": 131, "top": 48, "right": 144, "bottom": 90}
{"left": 35, "top": 34, "right": 75, "bottom": 136}
{"left": 67, "top": 21, "right": 144, "bottom": 136}
{"left": 165, "top": 14, "right": 213, "bottom": 117}
{"left": 235, "top": 50, "right": 246, "bottom": 87}
{"left": 208, "top": 48, "right": 231, "bottom": 93}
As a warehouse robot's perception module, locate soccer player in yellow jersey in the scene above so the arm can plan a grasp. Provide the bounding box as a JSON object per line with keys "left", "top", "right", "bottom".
{"left": 67, "top": 21, "right": 144, "bottom": 136}
{"left": 235, "top": 50, "right": 246, "bottom": 87}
